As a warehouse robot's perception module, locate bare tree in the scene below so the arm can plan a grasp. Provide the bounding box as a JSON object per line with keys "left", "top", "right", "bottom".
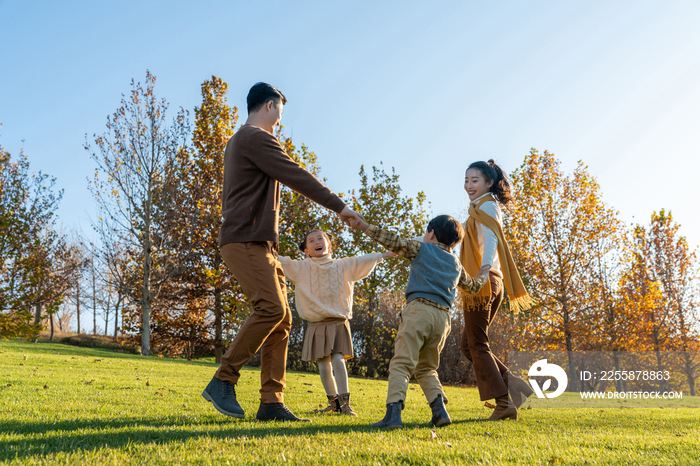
{"left": 86, "top": 71, "right": 194, "bottom": 355}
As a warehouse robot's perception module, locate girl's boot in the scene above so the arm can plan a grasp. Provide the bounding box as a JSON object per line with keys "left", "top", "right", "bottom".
{"left": 488, "top": 394, "right": 518, "bottom": 420}
{"left": 338, "top": 393, "right": 357, "bottom": 416}
{"left": 318, "top": 394, "right": 340, "bottom": 413}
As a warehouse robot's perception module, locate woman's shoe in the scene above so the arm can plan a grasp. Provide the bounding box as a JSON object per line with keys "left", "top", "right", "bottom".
{"left": 488, "top": 394, "right": 518, "bottom": 420}
{"left": 505, "top": 371, "right": 534, "bottom": 408}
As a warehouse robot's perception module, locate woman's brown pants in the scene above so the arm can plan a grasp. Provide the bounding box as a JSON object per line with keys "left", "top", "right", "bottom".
{"left": 461, "top": 273, "right": 509, "bottom": 401}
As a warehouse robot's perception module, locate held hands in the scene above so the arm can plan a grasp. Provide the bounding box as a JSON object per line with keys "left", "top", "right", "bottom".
{"left": 338, "top": 206, "right": 366, "bottom": 228}
{"left": 477, "top": 264, "right": 491, "bottom": 278}
{"left": 346, "top": 212, "right": 369, "bottom": 232}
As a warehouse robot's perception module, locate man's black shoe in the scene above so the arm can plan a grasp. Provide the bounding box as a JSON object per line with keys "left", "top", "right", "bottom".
{"left": 255, "top": 402, "right": 311, "bottom": 422}
{"left": 201, "top": 377, "right": 245, "bottom": 418}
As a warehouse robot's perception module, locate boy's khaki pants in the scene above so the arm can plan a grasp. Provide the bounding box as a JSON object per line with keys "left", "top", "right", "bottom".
{"left": 386, "top": 299, "right": 450, "bottom": 405}
{"left": 215, "top": 241, "right": 291, "bottom": 404}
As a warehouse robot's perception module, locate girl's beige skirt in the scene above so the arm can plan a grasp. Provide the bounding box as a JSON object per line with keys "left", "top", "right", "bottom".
{"left": 301, "top": 317, "right": 354, "bottom": 362}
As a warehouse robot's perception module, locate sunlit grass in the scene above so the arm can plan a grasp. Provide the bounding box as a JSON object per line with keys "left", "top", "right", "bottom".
{"left": 1, "top": 340, "right": 698, "bottom": 465}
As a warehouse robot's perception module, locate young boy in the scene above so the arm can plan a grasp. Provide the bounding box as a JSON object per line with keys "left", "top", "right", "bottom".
{"left": 348, "top": 215, "right": 487, "bottom": 429}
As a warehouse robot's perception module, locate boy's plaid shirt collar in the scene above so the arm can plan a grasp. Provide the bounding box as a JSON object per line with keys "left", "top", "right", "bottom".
{"left": 433, "top": 241, "right": 453, "bottom": 253}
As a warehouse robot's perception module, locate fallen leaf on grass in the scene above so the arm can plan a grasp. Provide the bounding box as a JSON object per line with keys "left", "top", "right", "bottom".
{"left": 303, "top": 383, "right": 313, "bottom": 386}
{"left": 43, "top": 385, "right": 48, "bottom": 389}
{"left": 527, "top": 405, "right": 532, "bottom": 410}
{"left": 93, "top": 359, "right": 102, "bottom": 363}
{"left": 307, "top": 390, "right": 313, "bottom": 393}
{"left": 484, "top": 431, "right": 491, "bottom": 436}
{"left": 549, "top": 456, "right": 563, "bottom": 464}
{"left": 19, "top": 363, "right": 24, "bottom": 366}
{"left": 146, "top": 381, "right": 150, "bottom": 386}
{"left": 445, "top": 442, "right": 452, "bottom": 447}
{"left": 484, "top": 401, "right": 496, "bottom": 409}
{"left": 431, "top": 430, "right": 438, "bottom": 440}
{"left": 6, "top": 384, "right": 11, "bottom": 387}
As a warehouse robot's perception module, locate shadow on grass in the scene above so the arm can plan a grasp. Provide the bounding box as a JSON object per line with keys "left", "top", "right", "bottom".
{"left": 0, "top": 415, "right": 390, "bottom": 461}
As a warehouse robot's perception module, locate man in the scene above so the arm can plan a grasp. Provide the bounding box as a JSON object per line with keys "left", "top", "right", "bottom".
{"left": 202, "top": 82, "right": 363, "bottom": 422}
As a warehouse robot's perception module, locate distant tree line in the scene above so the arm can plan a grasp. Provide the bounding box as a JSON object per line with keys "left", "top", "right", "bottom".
{"left": 1, "top": 73, "right": 698, "bottom": 394}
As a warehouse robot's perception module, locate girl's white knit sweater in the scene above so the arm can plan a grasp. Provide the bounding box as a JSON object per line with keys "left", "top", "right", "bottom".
{"left": 278, "top": 253, "right": 384, "bottom": 322}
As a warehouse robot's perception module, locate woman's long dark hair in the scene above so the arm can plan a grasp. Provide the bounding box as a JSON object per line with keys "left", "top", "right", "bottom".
{"left": 467, "top": 159, "right": 512, "bottom": 206}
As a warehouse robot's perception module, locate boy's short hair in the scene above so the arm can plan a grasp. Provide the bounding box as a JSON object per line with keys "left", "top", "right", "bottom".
{"left": 299, "top": 229, "right": 332, "bottom": 253}
{"left": 426, "top": 215, "right": 464, "bottom": 249}
{"left": 247, "top": 82, "right": 287, "bottom": 114}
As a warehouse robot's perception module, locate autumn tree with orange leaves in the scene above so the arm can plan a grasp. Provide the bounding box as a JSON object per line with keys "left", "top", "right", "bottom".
{"left": 505, "top": 149, "right": 623, "bottom": 390}
{"left": 625, "top": 210, "right": 700, "bottom": 394}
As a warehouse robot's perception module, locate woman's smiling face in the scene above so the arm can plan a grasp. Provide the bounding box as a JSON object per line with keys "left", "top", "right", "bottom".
{"left": 464, "top": 167, "right": 494, "bottom": 201}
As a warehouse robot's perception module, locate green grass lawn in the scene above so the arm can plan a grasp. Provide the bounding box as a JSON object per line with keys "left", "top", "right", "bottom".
{"left": 1, "top": 340, "right": 698, "bottom": 465}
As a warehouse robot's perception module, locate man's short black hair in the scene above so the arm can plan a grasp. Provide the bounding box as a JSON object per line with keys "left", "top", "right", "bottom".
{"left": 426, "top": 215, "right": 464, "bottom": 249}
{"left": 247, "top": 82, "right": 287, "bottom": 114}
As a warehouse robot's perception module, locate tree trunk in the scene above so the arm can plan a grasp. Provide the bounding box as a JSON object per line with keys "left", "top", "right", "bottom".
{"left": 92, "top": 260, "right": 97, "bottom": 335}
{"left": 104, "top": 291, "right": 110, "bottom": 336}
{"left": 613, "top": 351, "right": 623, "bottom": 392}
{"left": 76, "top": 285, "right": 81, "bottom": 334}
{"left": 654, "top": 346, "right": 666, "bottom": 393}
{"left": 142, "top": 211, "right": 152, "bottom": 356}
{"left": 214, "top": 283, "right": 223, "bottom": 363}
{"left": 685, "top": 356, "right": 696, "bottom": 397}
{"left": 49, "top": 314, "right": 55, "bottom": 341}
{"left": 114, "top": 294, "right": 122, "bottom": 338}
{"left": 34, "top": 302, "right": 42, "bottom": 326}
{"left": 562, "top": 301, "right": 578, "bottom": 392}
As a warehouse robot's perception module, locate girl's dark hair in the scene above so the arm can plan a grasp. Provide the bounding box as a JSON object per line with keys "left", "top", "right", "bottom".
{"left": 299, "top": 229, "right": 332, "bottom": 253}
{"left": 467, "top": 159, "right": 512, "bottom": 206}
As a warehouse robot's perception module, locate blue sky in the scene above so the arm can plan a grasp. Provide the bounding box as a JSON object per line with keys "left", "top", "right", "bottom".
{"left": 1, "top": 0, "right": 699, "bottom": 250}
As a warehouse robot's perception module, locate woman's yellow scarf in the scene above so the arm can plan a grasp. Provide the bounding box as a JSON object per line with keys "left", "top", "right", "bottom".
{"left": 459, "top": 193, "right": 534, "bottom": 313}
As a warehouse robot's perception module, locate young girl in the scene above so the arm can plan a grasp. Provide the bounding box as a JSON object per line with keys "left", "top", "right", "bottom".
{"left": 278, "top": 229, "right": 393, "bottom": 415}
{"left": 460, "top": 159, "right": 535, "bottom": 420}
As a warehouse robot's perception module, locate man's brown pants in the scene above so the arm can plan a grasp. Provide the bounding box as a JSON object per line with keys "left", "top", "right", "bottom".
{"left": 214, "top": 242, "right": 291, "bottom": 404}
{"left": 461, "top": 273, "right": 509, "bottom": 401}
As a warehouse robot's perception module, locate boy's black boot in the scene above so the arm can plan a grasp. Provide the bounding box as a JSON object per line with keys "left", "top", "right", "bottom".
{"left": 429, "top": 394, "right": 452, "bottom": 427}
{"left": 201, "top": 377, "right": 245, "bottom": 418}
{"left": 371, "top": 401, "right": 403, "bottom": 429}
{"left": 256, "top": 402, "right": 311, "bottom": 422}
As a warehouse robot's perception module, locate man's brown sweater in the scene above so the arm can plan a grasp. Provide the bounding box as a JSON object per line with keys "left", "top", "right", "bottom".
{"left": 219, "top": 125, "right": 346, "bottom": 246}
